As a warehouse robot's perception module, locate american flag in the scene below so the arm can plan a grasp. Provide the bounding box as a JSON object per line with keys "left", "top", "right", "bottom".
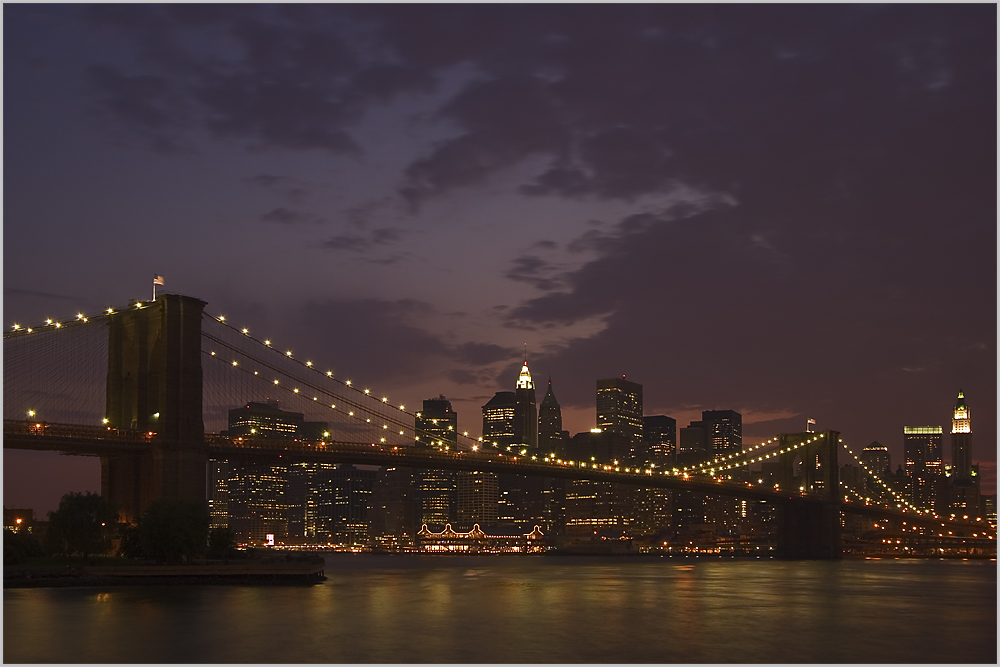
{"left": 153, "top": 274, "right": 165, "bottom": 286}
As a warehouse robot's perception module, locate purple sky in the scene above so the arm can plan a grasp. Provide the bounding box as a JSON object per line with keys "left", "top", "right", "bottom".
{"left": 4, "top": 5, "right": 995, "bottom": 514}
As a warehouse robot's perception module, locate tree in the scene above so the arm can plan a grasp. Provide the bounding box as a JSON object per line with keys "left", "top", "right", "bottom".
{"left": 46, "top": 492, "right": 117, "bottom": 558}
{"left": 134, "top": 499, "right": 210, "bottom": 563}
{"left": 4, "top": 529, "right": 44, "bottom": 565}
{"left": 207, "top": 526, "right": 238, "bottom": 560}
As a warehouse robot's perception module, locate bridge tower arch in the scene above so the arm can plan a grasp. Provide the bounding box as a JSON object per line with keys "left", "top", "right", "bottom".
{"left": 773, "top": 430, "right": 841, "bottom": 558}
{"left": 102, "top": 294, "right": 207, "bottom": 523}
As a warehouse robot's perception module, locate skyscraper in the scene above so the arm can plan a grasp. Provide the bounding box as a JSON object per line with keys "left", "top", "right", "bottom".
{"left": 596, "top": 376, "right": 643, "bottom": 459}
{"left": 904, "top": 426, "right": 943, "bottom": 511}
{"left": 415, "top": 395, "right": 458, "bottom": 450}
{"left": 482, "top": 391, "right": 517, "bottom": 448}
{"left": 702, "top": 410, "right": 742, "bottom": 458}
{"left": 538, "top": 378, "right": 563, "bottom": 456}
{"left": 950, "top": 391, "right": 972, "bottom": 479}
{"left": 415, "top": 396, "right": 459, "bottom": 526}
{"left": 514, "top": 360, "right": 538, "bottom": 451}
{"left": 456, "top": 471, "right": 499, "bottom": 526}
{"left": 861, "top": 441, "right": 891, "bottom": 477}
{"left": 643, "top": 415, "right": 677, "bottom": 465}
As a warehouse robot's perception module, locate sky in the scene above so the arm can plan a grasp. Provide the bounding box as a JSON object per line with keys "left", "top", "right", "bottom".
{"left": 3, "top": 4, "right": 996, "bottom": 514}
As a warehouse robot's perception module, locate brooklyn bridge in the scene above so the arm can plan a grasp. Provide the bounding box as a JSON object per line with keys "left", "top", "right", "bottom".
{"left": 5, "top": 293, "right": 994, "bottom": 558}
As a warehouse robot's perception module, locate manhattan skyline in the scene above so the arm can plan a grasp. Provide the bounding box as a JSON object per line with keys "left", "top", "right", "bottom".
{"left": 4, "top": 4, "right": 995, "bottom": 512}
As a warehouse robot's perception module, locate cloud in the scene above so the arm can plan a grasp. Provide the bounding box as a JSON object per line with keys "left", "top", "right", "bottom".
{"left": 505, "top": 255, "right": 565, "bottom": 291}
{"left": 245, "top": 174, "right": 286, "bottom": 188}
{"left": 260, "top": 207, "right": 310, "bottom": 224}
{"left": 322, "top": 227, "right": 404, "bottom": 252}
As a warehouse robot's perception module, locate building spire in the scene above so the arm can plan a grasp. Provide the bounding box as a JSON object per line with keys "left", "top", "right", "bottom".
{"left": 517, "top": 354, "right": 533, "bottom": 390}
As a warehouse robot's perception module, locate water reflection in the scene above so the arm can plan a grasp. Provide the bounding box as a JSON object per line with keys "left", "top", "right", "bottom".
{"left": 4, "top": 557, "right": 995, "bottom": 663}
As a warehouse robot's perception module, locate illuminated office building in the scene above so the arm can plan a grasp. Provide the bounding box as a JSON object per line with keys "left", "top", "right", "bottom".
{"left": 946, "top": 391, "right": 979, "bottom": 516}
{"left": 538, "top": 379, "right": 564, "bottom": 456}
{"left": 904, "top": 426, "right": 943, "bottom": 511}
{"left": 415, "top": 396, "right": 459, "bottom": 526}
{"left": 861, "top": 442, "right": 891, "bottom": 477}
{"left": 596, "top": 377, "right": 643, "bottom": 459}
{"left": 950, "top": 391, "right": 972, "bottom": 479}
{"left": 514, "top": 360, "right": 538, "bottom": 451}
{"left": 482, "top": 391, "right": 517, "bottom": 449}
{"left": 456, "top": 471, "right": 499, "bottom": 526}
{"left": 215, "top": 400, "right": 329, "bottom": 545}
{"left": 643, "top": 415, "right": 677, "bottom": 465}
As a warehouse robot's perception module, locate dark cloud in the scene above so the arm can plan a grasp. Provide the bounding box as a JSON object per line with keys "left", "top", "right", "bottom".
{"left": 455, "top": 342, "right": 515, "bottom": 366}
{"left": 505, "top": 255, "right": 565, "bottom": 292}
{"left": 81, "top": 6, "right": 435, "bottom": 155}
{"left": 88, "top": 65, "right": 181, "bottom": 130}
{"left": 260, "top": 207, "right": 310, "bottom": 225}
{"left": 245, "top": 174, "right": 286, "bottom": 188}
{"left": 286, "top": 299, "right": 512, "bottom": 392}
{"left": 322, "top": 228, "right": 404, "bottom": 252}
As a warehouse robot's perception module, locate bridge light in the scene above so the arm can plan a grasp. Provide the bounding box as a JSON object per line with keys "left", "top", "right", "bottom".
{"left": 27, "top": 410, "right": 35, "bottom": 418}
{"left": 152, "top": 413, "right": 159, "bottom": 418}
{"left": 286, "top": 351, "right": 293, "bottom": 357}
{"left": 323, "top": 432, "right": 330, "bottom": 438}
{"left": 273, "top": 379, "right": 279, "bottom": 385}
{"left": 103, "top": 418, "right": 109, "bottom": 425}
{"left": 264, "top": 340, "right": 271, "bottom": 346}
{"left": 345, "top": 380, "right": 351, "bottom": 386}
{"left": 45, "top": 319, "right": 52, "bottom": 325}
{"left": 218, "top": 315, "right": 225, "bottom": 322}
{"left": 12, "top": 324, "right": 19, "bottom": 330}
{"left": 232, "top": 361, "right": 238, "bottom": 366}
{"left": 364, "top": 389, "right": 370, "bottom": 395}
{"left": 293, "top": 388, "right": 299, "bottom": 393}
{"left": 242, "top": 328, "right": 249, "bottom": 335}
{"left": 400, "top": 431, "right": 404, "bottom": 435}
{"left": 77, "top": 313, "right": 84, "bottom": 319}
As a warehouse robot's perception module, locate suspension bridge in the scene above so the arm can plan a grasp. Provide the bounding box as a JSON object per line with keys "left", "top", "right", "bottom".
{"left": 4, "top": 293, "right": 994, "bottom": 558}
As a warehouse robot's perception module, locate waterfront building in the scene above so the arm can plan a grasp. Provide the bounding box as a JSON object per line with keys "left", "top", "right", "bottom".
{"left": 288, "top": 463, "right": 375, "bottom": 546}
{"left": 217, "top": 400, "right": 328, "bottom": 545}
{"left": 368, "top": 466, "right": 420, "bottom": 549}
{"left": 415, "top": 396, "right": 460, "bottom": 526}
{"left": 596, "top": 377, "right": 643, "bottom": 459}
{"left": 904, "top": 426, "right": 943, "bottom": 511}
{"left": 415, "top": 523, "right": 546, "bottom": 553}
{"left": 226, "top": 459, "right": 289, "bottom": 546}
{"left": 456, "top": 471, "right": 499, "bottom": 526}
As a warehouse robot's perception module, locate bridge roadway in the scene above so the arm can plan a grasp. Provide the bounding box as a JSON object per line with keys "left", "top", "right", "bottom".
{"left": 4, "top": 420, "right": 993, "bottom": 536}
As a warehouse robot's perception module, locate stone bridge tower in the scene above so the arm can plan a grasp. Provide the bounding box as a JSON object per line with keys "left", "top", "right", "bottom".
{"left": 102, "top": 294, "right": 207, "bottom": 523}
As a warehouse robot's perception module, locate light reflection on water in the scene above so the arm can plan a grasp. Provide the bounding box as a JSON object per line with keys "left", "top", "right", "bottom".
{"left": 4, "top": 556, "right": 996, "bottom": 663}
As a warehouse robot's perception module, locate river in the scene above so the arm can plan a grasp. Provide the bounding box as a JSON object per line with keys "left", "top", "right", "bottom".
{"left": 4, "top": 555, "right": 996, "bottom": 663}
